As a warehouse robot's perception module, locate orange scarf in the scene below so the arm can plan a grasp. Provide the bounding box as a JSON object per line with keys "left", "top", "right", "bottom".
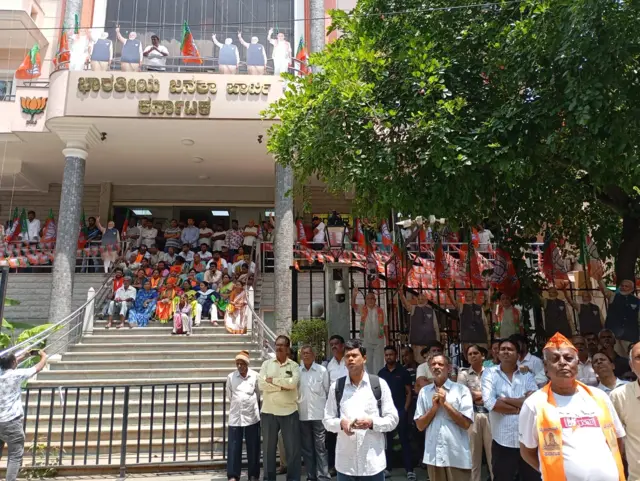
{"left": 361, "top": 306, "right": 385, "bottom": 339}
{"left": 151, "top": 276, "right": 162, "bottom": 289}
{"left": 494, "top": 305, "right": 520, "bottom": 333}
{"left": 536, "top": 382, "right": 625, "bottom": 481}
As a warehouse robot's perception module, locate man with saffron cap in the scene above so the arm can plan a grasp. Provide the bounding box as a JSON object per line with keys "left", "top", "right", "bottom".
{"left": 518, "top": 332, "right": 626, "bottom": 481}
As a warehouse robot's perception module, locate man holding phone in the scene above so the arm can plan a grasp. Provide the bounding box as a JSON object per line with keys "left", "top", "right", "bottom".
{"left": 323, "top": 339, "right": 398, "bottom": 481}
{"left": 0, "top": 349, "right": 48, "bottom": 481}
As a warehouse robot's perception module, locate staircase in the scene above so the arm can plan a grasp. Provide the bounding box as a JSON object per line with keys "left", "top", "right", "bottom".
{"left": 20, "top": 319, "right": 263, "bottom": 473}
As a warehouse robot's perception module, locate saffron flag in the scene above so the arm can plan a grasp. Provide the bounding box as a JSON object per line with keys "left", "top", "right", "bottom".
{"left": 579, "top": 230, "right": 604, "bottom": 280}
{"left": 19, "top": 209, "right": 29, "bottom": 243}
{"left": 296, "top": 219, "right": 308, "bottom": 246}
{"left": 380, "top": 219, "right": 393, "bottom": 247}
{"left": 181, "top": 21, "right": 203, "bottom": 64}
{"left": 471, "top": 227, "right": 479, "bottom": 248}
{"left": 354, "top": 219, "right": 365, "bottom": 248}
{"left": 42, "top": 209, "right": 57, "bottom": 247}
{"left": 121, "top": 208, "right": 131, "bottom": 238}
{"left": 53, "top": 27, "right": 70, "bottom": 69}
{"left": 5, "top": 208, "right": 20, "bottom": 242}
{"left": 434, "top": 241, "right": 451, "bottom": 288}
{"left": 489, "top": 247, "right": 520, "bottom": 298}
{"left": 16, "top": 45, "right": 42, "bottom": 80}
{"left": 459, "top": 243, "right": 484, "bottom": 288}
{"left": 295, "top": 37, "right": 309, "bottom": 75}
{"left": 542, "top": 234, "right": 569, "bottom": 283}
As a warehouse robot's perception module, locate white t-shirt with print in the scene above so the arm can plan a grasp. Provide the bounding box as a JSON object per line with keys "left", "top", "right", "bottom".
{"left": 243, "top": 226, "right": 259, "bottom": 247}
{"left": 519, "top": 387, "right": 625, "bottom": 481}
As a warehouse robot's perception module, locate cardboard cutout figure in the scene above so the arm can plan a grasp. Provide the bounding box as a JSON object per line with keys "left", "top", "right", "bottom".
{"left": 238, "top": 32, "right": 267, "bottom": 75}
{"left": 69, "top": 31, "right": 89, "bottom": 71}
{"left": 212, "top": 34, "right": 239, "bottom": 74}
{"left": 89, "top": 31, "right": 113, "bottom": 71}
{"left": 267, "top": 28, "right": 291, "bottom": 75}
{"left": 116, "top": 26, "right": 142, "bottom": 71}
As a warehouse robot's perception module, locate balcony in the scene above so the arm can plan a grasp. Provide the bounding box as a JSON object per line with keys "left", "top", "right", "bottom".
{"left": 0, "top": 0, "right": 48, "bottom": 52}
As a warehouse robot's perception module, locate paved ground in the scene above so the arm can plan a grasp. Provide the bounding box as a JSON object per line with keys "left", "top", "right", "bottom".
{"left": 39, "top": 467, "right": 431, "bottom": 481}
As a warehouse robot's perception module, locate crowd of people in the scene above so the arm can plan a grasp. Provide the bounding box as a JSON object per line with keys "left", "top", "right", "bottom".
{"left": 100, "top": 216, "right": 265, "bottom": 335}
{"left": 226, "top": 331, "right": 639, "bottom": 481}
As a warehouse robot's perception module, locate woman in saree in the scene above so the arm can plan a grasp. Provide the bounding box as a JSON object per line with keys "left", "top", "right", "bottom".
{"left": 149, "top": 268, "right": 164, "bottom": 290}
{"left": 132, "top": 268, "right": 147, "bottom": 290}
{"left": 128, "top": 280, "right": 158, "bottom": 327}
{"left": 191, "top": 254, "right": 206, "bottom": 274}
{"left": 172, "top": 294, "right": 193, "bottom": 336}
{"left": 215, "top": 274, "right": 234, "bottom": 319}
{"left": 155, "top": 289, "right": 174, "bottom": 324}
{"left": 157, "top": 261, "right": 169, "bottom": 278}
{"left": 224, "top": 280, "right": 249, "bottom": 334}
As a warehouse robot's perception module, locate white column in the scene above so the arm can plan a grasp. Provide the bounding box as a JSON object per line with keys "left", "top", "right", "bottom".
{"left": 274, "top": 163, "right": 294, "bottom": 335}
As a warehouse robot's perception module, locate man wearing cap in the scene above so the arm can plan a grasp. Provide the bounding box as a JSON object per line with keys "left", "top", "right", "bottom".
{"left": 519, "top": 332, "right": 626, "bottom": 481}
{"left": 105, "top": 275, "right": 136, "bottom": 329}
{"left": 226, "top": 350, "right": 260, "bottom": 481}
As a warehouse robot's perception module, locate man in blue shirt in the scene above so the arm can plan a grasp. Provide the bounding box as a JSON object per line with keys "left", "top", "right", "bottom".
{"left": 181, "top": 218, "right": 200, "bottom": 250}
{"left": 378, "top": 345, "right": 415, "bottom": 479}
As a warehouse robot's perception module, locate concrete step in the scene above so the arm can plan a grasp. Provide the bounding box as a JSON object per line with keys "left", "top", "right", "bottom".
{"left": 80, "top": 333, "right": 253, "bottom": 344}
{"left": 89, "top": 325, "right": 234, "bottom": 336}
{"left": 49, "top": 359, "right": 258, "bottom": 371}
{"left": 62, "top": 350, "right": 261, "bottom": 361}
{"left": 69, "top": 342, "right": 259, "bottom": 352}
{"left": 35, "top": 368, "right": 233, "bottom": 381}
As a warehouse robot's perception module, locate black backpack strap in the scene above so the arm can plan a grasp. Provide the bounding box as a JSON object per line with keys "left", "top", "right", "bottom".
{"left": 368, "top": 374, "right": 383, "bottom": 417}
{"left": 335, "top": 376, "right": 346, "bottom": 418}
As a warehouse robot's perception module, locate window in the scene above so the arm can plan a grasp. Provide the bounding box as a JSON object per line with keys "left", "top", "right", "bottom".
{"left": 211, "top": 210, "right": 230, "bottom": 216}
{"left": 264, "top": 210, "right": 275, "bottom": 217}
{"left": 132, "top": 209, "right": 153, "bottom": 215}
{"left": 0, "top": 72, "right": 16, "bottom": 101}
{"left": 104, "top": 0, "right": 295, "bottom": 62}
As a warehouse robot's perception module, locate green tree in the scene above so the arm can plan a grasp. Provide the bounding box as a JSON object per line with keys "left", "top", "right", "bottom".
{"left": 266, "top": 0, "right": 640, "bottom": 284}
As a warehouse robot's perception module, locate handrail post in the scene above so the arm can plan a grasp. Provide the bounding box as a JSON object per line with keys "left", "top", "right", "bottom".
{"left": 118, "top": 386, "right": 130, "bottom": 480}
{"left": 247, "top": 286, "right": 254, "bottom": 332}
{"left": 82, "top": 287, "right": 95, "bottom": 335}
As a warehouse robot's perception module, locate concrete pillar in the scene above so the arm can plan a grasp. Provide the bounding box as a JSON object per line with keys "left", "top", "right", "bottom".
{"left": 48, "top": 125, "right": 101, "bottom": 325}
{"left": 63, "top": 0, "right": 84, "bottom": 31}
{"left": 310, "top": 0, "right": 325, "bottom": 72}
{"left": 274, "top": 163, "right": 294, "bottom": 335}
{"left": 324, "top": 263, "right": 351, "bottom": 343}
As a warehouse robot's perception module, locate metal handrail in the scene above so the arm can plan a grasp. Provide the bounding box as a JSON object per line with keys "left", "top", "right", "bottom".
{"left": 245, "top": 240, "right": 276, "bottom": 358}
{"left": 0, "top": 273, "right": 113, "bottom": 358}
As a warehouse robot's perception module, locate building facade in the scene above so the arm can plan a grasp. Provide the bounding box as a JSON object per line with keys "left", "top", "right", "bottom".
{"left": 0, "top": 0, "right": 353, "bottom": 326}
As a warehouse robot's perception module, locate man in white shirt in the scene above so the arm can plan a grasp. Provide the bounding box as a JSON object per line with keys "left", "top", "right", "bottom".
{"left": 142, "top": 35, "right": 169, "bottom": 71}
{"left": 106, "top": 276, "right": 136, "bottom": 329}
{"left": 325, "top": 334, "right": 347, "bottom": 476}
{"left": 298, "top": 345, "right": 330, "bottom": 481}
{"left": 592, "top": 351, "right": 629, "bottom": 395}
{"left": 477, "top": 225, "right": 493, "bottom": 252}
{"left": 139, "top": 218, "right": 158, "bottom": 248}
{"left": 226, "top": 350, "right": 260, "bottom": 481}
{"left": 481, "top": 338, "right": 538, "bottom": 481}
{"left": 198, "top": 220, "right": 213, "bottom": 248}
{"left": 177, "top": 244, "right": 194, "bottom": 263}
{"left": 207, "top": 250, "right": 228, "bottom": 272}
{"left": 415, "top": 354, "right": 474, "bottom": 481}
{"left": 242, "top": 220, "right": 259, "bottom": 254}
{"left": 513, "top": 334, "right": 547, "bottom": 387}
{"left": 0, "top": 350, "right": 48, "bottom": 481}
{"left": 312, "top": 216, "right": 326, "bottom": 251}
{"left": 519, "top": 333, "right": 626, "bottom": 481}
{"left": 323, "top": 339, "right": 399, "bottom": 481}
{"left": 415, "top": 341, "right": 445, "bottom": 393}
{"left": 20, "top": 210, "right": 41, "bottom": 243}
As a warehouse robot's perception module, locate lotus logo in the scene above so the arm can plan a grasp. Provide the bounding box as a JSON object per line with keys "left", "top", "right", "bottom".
{"left": 21, "top": 97, "right": 47, "bottom": 125}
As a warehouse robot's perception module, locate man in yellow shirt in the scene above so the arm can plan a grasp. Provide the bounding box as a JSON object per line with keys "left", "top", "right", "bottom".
{"left": 259, "top": 335, "right": 301, "bottom": 481}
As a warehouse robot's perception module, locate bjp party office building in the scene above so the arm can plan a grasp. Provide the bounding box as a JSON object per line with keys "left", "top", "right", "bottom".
{"left": 0, "top": 0, "right": 356, "bottom": 323}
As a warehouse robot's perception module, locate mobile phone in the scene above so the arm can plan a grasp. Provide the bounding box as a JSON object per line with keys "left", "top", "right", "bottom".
{"left": 29, "top": 350, "right": 39, "bottom": 357}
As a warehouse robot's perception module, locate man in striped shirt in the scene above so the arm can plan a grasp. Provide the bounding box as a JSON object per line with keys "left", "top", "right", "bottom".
{"left": 482, "top": 337, "right": 539, "bottom": 481}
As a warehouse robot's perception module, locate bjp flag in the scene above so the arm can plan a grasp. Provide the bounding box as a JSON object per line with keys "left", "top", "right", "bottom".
{"left": 181, "top": 21, "right": 203, "bottom": 64}
{"left": 53, "top": 28, "right": 70, "bottom": 69}
{"left": 16, "top": 45, "right": 42, "bottom": 80}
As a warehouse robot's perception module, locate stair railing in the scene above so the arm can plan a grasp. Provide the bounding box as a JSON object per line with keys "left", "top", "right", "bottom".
{"left": 0, "top": 274, "right": 113, "bottom": 362}
{"left": 246, "top": 240, "right": 276, "bottom": 358}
